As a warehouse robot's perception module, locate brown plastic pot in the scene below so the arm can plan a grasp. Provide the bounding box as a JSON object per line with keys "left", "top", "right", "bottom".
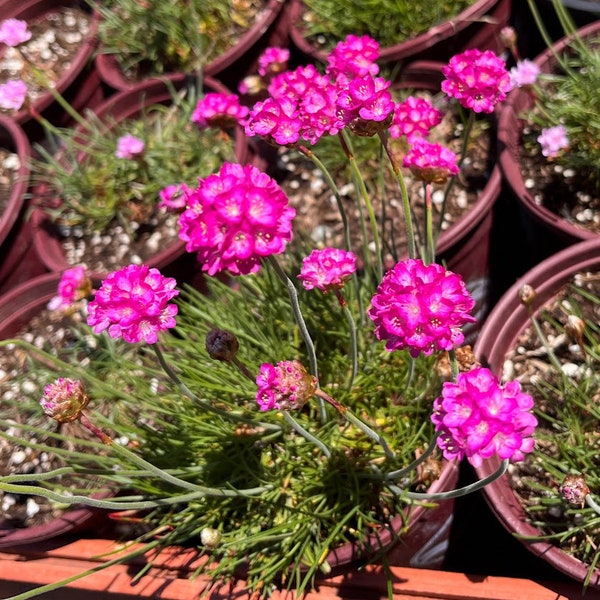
{"left": 29, "top": 74, "right": 248, "bottom": 281}
{"left": 287, "top": 0, "right": 512, "bottom": 69}
{"left": 473, "top": 237, "right": 600, "bottom": 591}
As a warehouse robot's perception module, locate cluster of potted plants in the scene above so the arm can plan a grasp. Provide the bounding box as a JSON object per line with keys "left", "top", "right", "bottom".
{"left": 0, "top": 0, "right": 599, "bottom": 599}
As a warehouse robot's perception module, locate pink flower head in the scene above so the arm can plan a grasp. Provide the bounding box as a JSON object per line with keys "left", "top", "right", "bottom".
{"left": 431, "top": 367, "right": 538, "bottom": 468}
{"left": 441, "top": 48, "right": 512, "bottom": 113}
{"left": 256, "top": 360, "right": 317, "bottom": 411}
{"left": 537, "top": 124, "right": 569, "bottom": 158}
{"left": 326, "top": 34, "right": 380, "bottom": 81}
{"left": 86, "top": 264, "right": 179, "bottom": 344}
{"left": 244, "top": 95, "right": 302, "bottom": 145}
{"left": 368, "top": 259, "right": 476, "bottom": 357}
{"left": 258, "top": 46, "right": 290, "bottom": 77}
{"left": 178, "top": 162, "right": 295, "bottom": 276}
{"left": 48, "top": 266, "right": 93, "bottom": 311}
{"left": 0, "top": 19, "right": 31, "bottom": 46}
{"left": 403, "top": 138, "right": 459, "bottom": 183}
{"left": 509, "top": 59, "right": 541, "bottom": 88}
{"left": 389, "top": 96, "right": 443, "bottom": 142}
{"left": 0, "top": 79, "right": 28, "bottom": 111}
{"left": 115, "top": 134, "right": 145, "bottom": 159}
{"left": 191, "top": 92, "right": 249, "bottom": 130}
{"left": 298, "top": 248, "right": 357, "bottom": 292}
{"left": 40, "top": 378, "right": 89, "bottom": 423}
{"left": 158, "top": 182, "right": 191, "bottom": 212}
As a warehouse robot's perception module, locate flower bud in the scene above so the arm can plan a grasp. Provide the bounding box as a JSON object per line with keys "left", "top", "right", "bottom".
{"left": 200, "top": 527, "right": 222, "bottom": 549}
{"left": 40, "top": 378, "right": 89, "bottom": 423}
{"left": 205, "top": 329, "right": 240, "bottom": 362}
{"left": 500, "top": 26, "right": 518, "bottom": 53}
{"left": 518, "top": 284, "right": 536, "bottom": 307}
{"left": 559, "top": 473, "right": 590, "bottom": 507}
{"left": 565, "top": 315, "right": 585, "bottom": 344}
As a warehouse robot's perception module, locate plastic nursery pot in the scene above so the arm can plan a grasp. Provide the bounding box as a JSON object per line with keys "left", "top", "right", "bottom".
{"left": 0, "top": 114, "right": 48, "bottom": 297}
{"left": 94, "top": 0, "right": 288, "bottom": 94}
{"left": 497, "top": 19, "right": 600, "bottom": 266}
{"left": 0, "top": 272, "right": 109, "bottom": 548}
{"left": 29, "top": 73, "right": 248, "bottom": 281}
{"left": 0, "top": 0, "right": 104, "bottom": 142}
{"left": 472, "top": 237, "right": 600, "bottom": 591}
{"left": 287, "top": 0, "right": 512, "bottom": 70}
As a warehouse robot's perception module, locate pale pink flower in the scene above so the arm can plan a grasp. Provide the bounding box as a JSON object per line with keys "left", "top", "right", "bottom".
{"left": 537, "top": 124, "right": 569, "bottom": 157}
{"left": 326, "top": 34, "right": 380, "bottom": 81}
{"left": 256, "top": 360, "right": 317, "bottom": 411}
{"left": 0, "top": 79, "right": 28, "bottom": 111}
{"left": 0, "top": 19, "right": 31, "bottom": 46}
{"left": 87, "top": 264, "right": 179, "bottom": 344}
{"left": 368, "top": 259, "right": 476, "bottom": 357}
{"left": 403, "top": 138, "right": 459, "bottom": 183}
{"left": 40, "top": 378, "right": 89, "bottom": 423}
{"left": 115, "top": 134, "right": 145, "bottom": 159}
{"left": 389, "top": 96, "right": 443, "bottom": 141}
{"left": 158, "top": 183, "right": 191, "bottom": 212}
{"left": 178, "top": 162, "right": 295, "bottom": 276}
{"left": 431, "top": 367, "right": 537, "bottom": 468}
{"left": 509, "top": 59, "right": 541, "bottom": 88}
{"left": 258, "top": 46, "right": 290, "bottom": 77}
{"left": 442, "top": 48, "right": 512, "bottom": 113}
{"left": 48, "top": 266, "right": 92, "bottom": 311}
{"left": 191, "top": 92, "right": 249, "bottom": 129}
{"left": 298, "top": 248, "right": 357, "bottom": 292}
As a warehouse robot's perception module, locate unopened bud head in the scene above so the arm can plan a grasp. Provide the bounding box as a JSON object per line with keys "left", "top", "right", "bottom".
{"left": 565, "top": 315, "right": 585, "bottom": 343}
{"left": 40, "top": 378, "right": 89, "bottom": 423}
{"left": 518, "top": 284, "right": 536, "bottom": 307}
{"left": 200, "top": 527, "right": 222, "bottom": 549}
{"left": 559, "top": 473, "right": 590, "bottom": 507}
{"left": 205, "top": 329, "right": 240, "bottom": 362}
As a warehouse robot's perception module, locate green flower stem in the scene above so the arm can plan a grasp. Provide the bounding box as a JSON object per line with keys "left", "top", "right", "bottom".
{"left": 424, "top": 182, "right": 434, "bottom": 265}
{"left": 315, "top": 389, "right": 396, "bottom": 460}
{"left": 340, "top": 130, "right": 383, "bottom": 281}
{"left": 378, "top": 130, "right": 416, "bottom": 260}
{"left": 283, "top": 411, "right": 331, "bottom": 459}
{"left": 388, "top": 458, "right": 509, "bottom": 501}
{"left": 335, "top": 289, "right": 358, "bottom": 388}
{"left": 2, "top": 539, "right": 163, "bottom": 600}
{"left": 586, "top": 494, "right": 600, "bottom": 516}
{"left": 383, "top": 433, "right": 439, "bottom": 481}
{"left": 152, "top": 343, "right": 281, "bottom": 432}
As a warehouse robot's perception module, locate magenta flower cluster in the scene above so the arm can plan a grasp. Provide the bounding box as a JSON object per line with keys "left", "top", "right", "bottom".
{"left": 298, "top": 248, "right": 357, "bottom": 292}
{"left": 537, "top": 124, "right": 569, "bottom": 158}
{"left": 402, "top": 138, "right": 459, "bottom": 184}
{"left": 431, "top": 367, "right": 537, "bottom": 468}
{"left": 48, "top": 266, "right": 91, "bottom": 312}
{"left": 178, "top": 162, "right": 295, "bottom": 276}
{"left": 258, "top": 47, "right": 290, "bottom": 78}
{"left": 368, "top": 259, "right": 476, "bottom": 357}
{"left": 115, "top": 134, "right": 145, "bottom": 159}
{"left": 158, "top": 182, "right": 191, "bottom": 212}
{"left": 191, "top": 92, "right": 249, "bottom": 130}
{"left": 256, "top": 360, "right": 317, "bottom": 412}
{"left": 442, "top": 48, "right": 512, "bottom": 113}
{"left": 0, "top": 18, "right": 31, "bottom": 46}
{"left": 325, "top": 34, "right": 380, "bottom": 81}
{"left": 87, "top": 264, "right": 179, "bottom": 344}
{"left": 389, "top": 96, "right": 443, "bottom": 142}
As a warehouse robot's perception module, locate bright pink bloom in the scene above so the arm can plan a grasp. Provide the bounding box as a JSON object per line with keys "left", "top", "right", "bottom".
{"left": 509, "top": 59, "right": 541, "bottom": 88}
{"left": 87, "top": 264, "right": 179, "bottom": 344}
{"left": 326, "top": 34, "right": 380, "bottom": 81}
{"left": 0, "top": 19, "right": 31, "bottom": 46}
{"left": 538, "top": 124, "right": 569, "bottom": 157}
{"left": 256, "top": 360, "right": 317, "bottom": 411}
{"left": 178, "top": 162, "right": 295, "bottom": 276}
{"left": 441, "top": 49, "right": 512, "bottom": 113}
{"left": 115, "top": 134, "right": 145, "bottom": 159}
{"left": 298, "top": 248, "right": 357, "bottom": 292}
{"left": 245, "top": 96, "right": 302, "bottom": 145}
{"left": 158, "top": 183, "right": 191, "bottom": 212}
{"left": 48, "top": 266, "right": 92, "bottom": 311}
{"left": 0, "top": 79, "right": 27, "bottom": 111}
{"left": 258, "top": 46, "right": 290, "bottom": 77}
{"left": 40, "top": 378, "right": 89, "bottom": 423}
{"left": 368, "top": 259, "right": 476, "bottom": 357}
{"left": 389, "top": 96, "right": 443, "bottom": 142}
{"left": 403, "top": 138, "right": 459, "bottom": 183}
{"left": 431, "top": 367, "right": 537, "bottom": 468}
{"left": 191, "top": 92, "right": 249, "bottom": 129}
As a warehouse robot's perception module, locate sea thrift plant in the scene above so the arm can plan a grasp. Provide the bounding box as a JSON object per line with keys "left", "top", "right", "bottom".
{"left": 158, "top": 182, "right": 191, "bottom": 211}
{"left": 389, "top": 96, "right": 443, "bottom": 142}
{"left": 256, "top": 360, "right": 318, "bottom": 411}
{"left": 402, "top": 138, "right": 459, "bottom": 184}
{"left": 115, "top": 134, "right": 145, "bottom": 159}
{"left": 509, "top": 59, "right": 541, "bottom": 88}
{"left": 40, "top": 378, "right": 90, "bottom": 423}
{"left": 47, "top": 266, "right": 93, "bottom": 312}
{"left": 297, "top": 248, "right": 357, "bottom": 292}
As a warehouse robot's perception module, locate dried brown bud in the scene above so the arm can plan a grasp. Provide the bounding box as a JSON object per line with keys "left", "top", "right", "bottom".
{"left": 518, "top": 284, "right": 536, "bottom": 307}
{"left": 500, "top": 26, "right": 518, "bottom": 52}
{"left": 559, "top": 473, "right": 590, "bottom": 507}
{"left": 565, "top": 315, "right": 586, "bottom": 344}
{"left": 205, "top": 329, "right": 239, "bottom": 362}
{"left": 200, "top": 527, "right": 222, "bottom": 549}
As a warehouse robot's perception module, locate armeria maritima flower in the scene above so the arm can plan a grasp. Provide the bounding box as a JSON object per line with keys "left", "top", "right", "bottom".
{"left": 431, "top": 367, "right": 537, "bottom": 468}
{"left": 115, "top": 134, "right": 145, "bottom": 159}
{"left": 257, "top": 46, "right": 290, "bottom": 78}
{"left": 0, "top": 18, "right": 31, "bottom": 46}
{"left": 48, "top": 266, "right": 93, "bottom": 311}
{"left": 40, "top": 378, "right": 89, "bottom": 423}
{"left": 509, "top": 59, "right": 541, "bottom": 88}
{"left": 178, "top": 162, "right": 295, "bottom": 276}
{"left": 537, "top": 124, "right": 569, "bottom": 158}
{"left": 326, "top": 34, "right": 380, "bottom": 82}
{"left": 297, "top": 248, "right": 357, "bottom": 292}
{"left": 368, "top": 259, "right": 476, "bottom": 357}
{"left": 0, "top": 79, "right": 27, "bottom": 111}
{"left": 441, "top": 48, "right": 512, "bottom": 114}
{"left": 191, "top": 92, "right": 249, "bottom": 130}
{"left": 87, "top": 264, "right": 179, "bottom": 344}
{"left": 256, "top": 360, "right": 317, "bottom": 412}
{"left": 389, "top": 96, "right": 443, "bottom": 142}
{"left": 403, "top": 138, "right": 459, "bottom": 184}
{"left": 158, "top": 182, "right": 191, "bottom": 212}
